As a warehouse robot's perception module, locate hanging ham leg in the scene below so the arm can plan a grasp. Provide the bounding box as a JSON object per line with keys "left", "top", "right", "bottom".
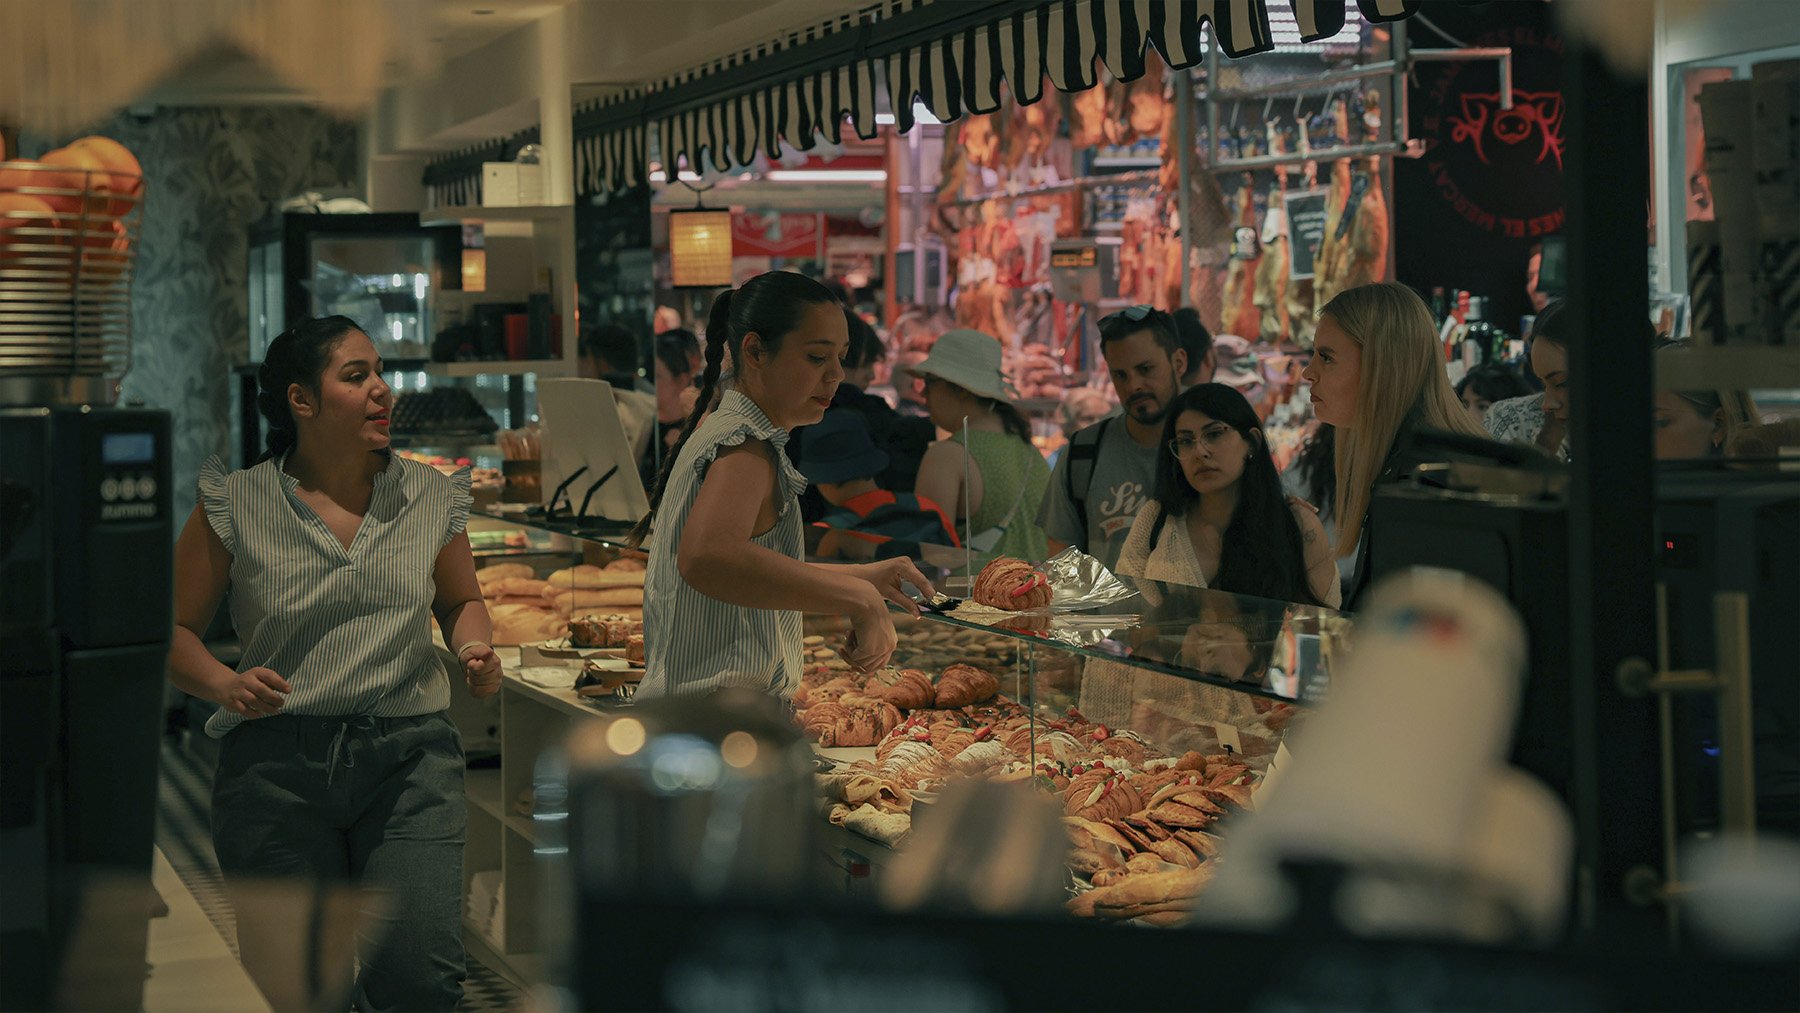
{"left": 1220, "top": 173, "right": 1261, "bottom": 338}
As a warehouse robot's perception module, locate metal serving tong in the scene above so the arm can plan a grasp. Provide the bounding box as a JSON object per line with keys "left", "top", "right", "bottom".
{"left": 917, "top": 592, "right": 962, "bottom": 614}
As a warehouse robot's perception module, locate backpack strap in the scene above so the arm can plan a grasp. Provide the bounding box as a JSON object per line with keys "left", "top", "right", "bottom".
{"left": 1065, "top": 415, "right": 1113, "bottom": 542}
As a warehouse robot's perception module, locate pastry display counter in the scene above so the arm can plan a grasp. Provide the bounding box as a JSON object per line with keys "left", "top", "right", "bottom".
{"left": 462, "top": 513, "right": 1352, "bottom": 974}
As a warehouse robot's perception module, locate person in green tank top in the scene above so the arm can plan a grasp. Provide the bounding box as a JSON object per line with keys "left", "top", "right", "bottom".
{"left": 906, "top": 329, "right": 1051, "bottom": 561}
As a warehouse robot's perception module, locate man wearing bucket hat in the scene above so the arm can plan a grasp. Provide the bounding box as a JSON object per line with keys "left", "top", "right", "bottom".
{"left": 906, "top": 329, "right": 1050, "bottom": 561}
{"left": 797, "top": 412, "right": 959, "bottom": 560}
{"left": 1038, "top": 305, "right": 1188, "bottom": 571}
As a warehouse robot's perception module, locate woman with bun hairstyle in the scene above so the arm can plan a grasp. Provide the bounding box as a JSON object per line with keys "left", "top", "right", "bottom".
{"left": 1118, "top": 383, "right": 1340, "bottom": 607}
{"left": 632, "top": 271, "right": 934, "bottom": 699}
{"left": 166, "top": 315, "right": 500, "bottom": 1009}
{"left": 1300, "top": 282, "right": 1486, "bottom": 610}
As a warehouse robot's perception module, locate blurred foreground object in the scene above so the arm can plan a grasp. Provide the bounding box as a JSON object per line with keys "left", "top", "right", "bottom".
{"left": 0, "top": 0, "right": 431, "bottom": 134}
{"left": 1197, "top": 569, "right": 1574, "bottom": 944}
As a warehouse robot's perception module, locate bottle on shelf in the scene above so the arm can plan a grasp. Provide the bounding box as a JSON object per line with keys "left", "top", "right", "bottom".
{"left": 1461, "top": 296, "right": 1494, "bottom": 370}
{"left": 1441, "top": 290, "right": 1471, "bottom": 364}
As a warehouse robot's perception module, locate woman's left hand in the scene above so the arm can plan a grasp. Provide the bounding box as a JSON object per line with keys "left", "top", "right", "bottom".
{"left": 462, "top": 644, "right": 502, "bottom": 699}
{"left": 854, "top": 558, "right": 937, "bottom": 618}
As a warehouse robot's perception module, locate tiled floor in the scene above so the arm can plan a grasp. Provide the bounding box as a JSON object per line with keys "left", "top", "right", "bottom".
{"left": 155, "top": 738, "right": 525, "bottom": 1012}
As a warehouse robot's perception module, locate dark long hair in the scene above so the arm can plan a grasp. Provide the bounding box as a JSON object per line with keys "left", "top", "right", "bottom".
{"left": 629, "top": 271, "right": 838, "bottom": 545}
{"left": 1149, "top": 383, "right": 1320, "bottom": 606}
{"left": 1455, "top": 364, "right": 1532, "bottom": 405}
{"left": 1291, "top": 424, "right": 1335, "bottom": 524}
{"left": 654, "top": 327, "right": 700, "bottom": 378}
{"left": 256, "top": 315, "right": 365, "bottom": 462}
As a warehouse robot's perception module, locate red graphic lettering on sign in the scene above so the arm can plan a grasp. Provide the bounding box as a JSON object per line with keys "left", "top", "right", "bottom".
{"left": 1447, "top": 90, "right": 1566, "bottom": 170}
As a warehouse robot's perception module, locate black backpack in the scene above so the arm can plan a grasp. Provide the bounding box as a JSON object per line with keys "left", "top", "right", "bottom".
{"left": 822, "top": 493, "right": 956, "bottom": 553}
{"left": 1065, "top": 415, "right": 1115, "bottom": 541}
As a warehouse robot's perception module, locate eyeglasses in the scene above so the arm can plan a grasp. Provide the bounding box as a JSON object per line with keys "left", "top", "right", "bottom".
{"left": 1101, "top": 304, "right": 1156, "bottom": 326}
{"left": 1168, "top": 425, "right": 1237, "bottom": 457}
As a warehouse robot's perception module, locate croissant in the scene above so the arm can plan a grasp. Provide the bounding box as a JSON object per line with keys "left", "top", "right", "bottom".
{"left": 936, "top": 727, "right": 979, "bottom": 758}
{"left": 1063, "top": 770, "right": 1142, "bottom": 823}
{"left": 830, "top": 708, "right": 882, "bottom": 748}
{"left": 934, "top": 663, "right": 1000, "bottom": 708}
{"left": 972, "top": 557, "right": 1053, "bottom": 610}
{"left": 865, "top": 668, "right": 935, "bottom": 710}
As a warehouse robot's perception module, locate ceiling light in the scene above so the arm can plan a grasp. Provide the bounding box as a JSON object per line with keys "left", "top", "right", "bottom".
{"left": 763, "top": 169, "right": 887, "bottom": 183}
{"left": 668, "top": 209, "right": 733, "bottom": 288}
{"left": 875, "top": 112, "right": 895, "bottom": 125}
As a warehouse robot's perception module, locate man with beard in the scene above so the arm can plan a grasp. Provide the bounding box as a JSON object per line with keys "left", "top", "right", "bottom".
{"left": 1038, "top": 305, "right": 1187, "bottom": 570}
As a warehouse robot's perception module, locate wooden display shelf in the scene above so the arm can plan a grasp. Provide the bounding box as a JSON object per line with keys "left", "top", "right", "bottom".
{"left": 466, "top": 768, "right": 540, "bottom": 843}
{"left": 461, "top": 914, "right": 539, "bottom": 991}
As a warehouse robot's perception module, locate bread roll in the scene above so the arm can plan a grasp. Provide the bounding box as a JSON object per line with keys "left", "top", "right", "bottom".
{"left": 550, "top": 587, "right": 645, "bottom": 614}
{"left": 545, "top": 565, "right": 644, "bottom": 593}
{"left": 489, "top": 593, "right": 552, "bottom": 607}
{"left": 604, "top": 555, "right": 647, "bottom": 572}
{"left": 487, "top": 577, "right": 550, "bottom": 599}
{"left": 477, "top": 563, "right": 534, "bottom": 582}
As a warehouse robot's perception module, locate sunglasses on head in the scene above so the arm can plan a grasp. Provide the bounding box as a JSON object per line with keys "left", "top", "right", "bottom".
{"left": 1102, "top": 304, "right": 1156, "bottom": 326}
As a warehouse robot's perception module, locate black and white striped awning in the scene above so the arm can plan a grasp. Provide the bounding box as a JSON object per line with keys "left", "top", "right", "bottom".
{"left": 573, "top": 0, "right": 1421, "bottom": 197}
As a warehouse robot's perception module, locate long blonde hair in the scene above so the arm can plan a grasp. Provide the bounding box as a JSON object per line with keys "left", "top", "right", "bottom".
{"left": 1321, "top": 282, "right": 1485, "bottom": 554}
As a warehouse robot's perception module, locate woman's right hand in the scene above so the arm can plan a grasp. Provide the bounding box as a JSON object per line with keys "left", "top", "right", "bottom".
{"left": 843, "top": 591, "right": 898, "bottom": 673}
{"left": 221, "top": 667, "right": 290, "bottom": 719}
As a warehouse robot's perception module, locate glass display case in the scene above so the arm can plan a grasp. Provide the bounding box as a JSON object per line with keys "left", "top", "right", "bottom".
{"left": 453, "top": 510, "right": 1347, "bottom": 984}
{"left": 245, "top": 211, "right": 461, "bottom": 363}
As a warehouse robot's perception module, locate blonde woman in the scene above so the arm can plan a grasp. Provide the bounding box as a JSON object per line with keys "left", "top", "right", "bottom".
{"left": 1299, "top": 282, "right": 1485, "bottom": 610}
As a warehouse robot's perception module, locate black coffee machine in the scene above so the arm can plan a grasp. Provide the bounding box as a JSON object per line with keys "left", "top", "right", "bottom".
{"left": 0, "top": 401, "right": 172, "bottom": 1010}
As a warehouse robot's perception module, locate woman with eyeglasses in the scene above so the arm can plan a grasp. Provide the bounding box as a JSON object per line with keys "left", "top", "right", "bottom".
{"left": 1117, "top": 383, "right": 1340, "bottom": 607}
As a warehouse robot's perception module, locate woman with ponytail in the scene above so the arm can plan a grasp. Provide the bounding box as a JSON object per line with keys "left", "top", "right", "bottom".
{"left": 634, "top": 271, "right": 935, "bottom": 700}
{"left": 166, "top": 316, "right": 498, "bottom": 1009}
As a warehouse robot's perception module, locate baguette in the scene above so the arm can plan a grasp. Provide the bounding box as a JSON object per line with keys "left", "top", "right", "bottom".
{"left": 1086, "top": 867, "right": 1213, "bottom": 913}
{"left": 486, "top": 577, "right": 549, "bottom": 599}
{"left": 477, "top": 563, "right": 533, "bottom": 582}
{"left": 544, "top": 566, "right": 644, "bottom": 592}
{"left": 489, "top": 593, "right": 553, "bottom": 607}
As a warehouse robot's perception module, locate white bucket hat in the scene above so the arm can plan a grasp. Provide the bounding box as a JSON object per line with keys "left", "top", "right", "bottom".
{"left": 902, "top": 328, "right": 1019, "bottom": 402}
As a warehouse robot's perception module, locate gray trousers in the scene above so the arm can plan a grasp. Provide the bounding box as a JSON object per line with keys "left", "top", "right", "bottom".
{"left": 212, "top": 711, "right": 466, "bottom": 1012}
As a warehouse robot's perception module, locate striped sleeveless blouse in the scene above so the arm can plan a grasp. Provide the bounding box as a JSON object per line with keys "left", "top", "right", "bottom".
{"left": 196, "top": 452, "right": 471, "bottom": 738}
{"left": 639, "top": 390, "right": 807, "bottom": 700}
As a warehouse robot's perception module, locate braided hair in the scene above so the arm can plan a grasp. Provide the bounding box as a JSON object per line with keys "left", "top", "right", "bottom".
{"left": 628, "top": 271, "right": 838, "bottom": 545}
{"left": 256, "top": 315, "right": 365, "bottom": 462}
